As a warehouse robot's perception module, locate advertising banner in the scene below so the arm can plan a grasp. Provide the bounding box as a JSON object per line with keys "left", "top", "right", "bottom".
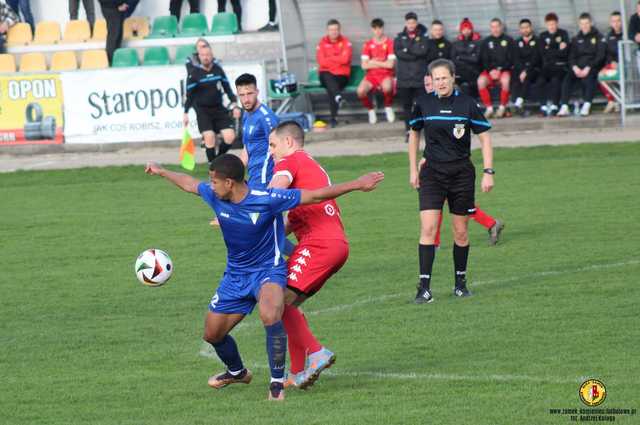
{"left": 60, "top": 63, "right": 266, "bottom": 144}
{"left": 0, "top": 74, "right": 64, "bottom": 146}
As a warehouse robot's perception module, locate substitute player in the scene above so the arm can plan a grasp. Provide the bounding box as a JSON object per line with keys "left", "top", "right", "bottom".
{"left": 267, "top": 121, "right": 349, "bottom": 389}
{"left": 235, "top": 73, "right": 279, "bottom": 189}
{"left": 145, "top": 155, "right": 384, "bottom": 400}
{"left": 408, "top": 59, "right": 494, "bottom": 304}
{"left": 183, "top": 43, "right": 241, "bottom": 165}
{"left": 358, "top": 18, "right": 397, "bottom": 124}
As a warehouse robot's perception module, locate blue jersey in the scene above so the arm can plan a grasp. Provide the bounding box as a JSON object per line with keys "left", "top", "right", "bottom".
{"left": 198, "top": 182, "right": 301, "bottom": 273}
{"left": 242, "top": 103, "right": 279, "bottom": 189}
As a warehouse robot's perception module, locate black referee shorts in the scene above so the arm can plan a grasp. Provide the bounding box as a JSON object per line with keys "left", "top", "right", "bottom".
{"left": 419, "top": 158, "right": 476, "bottom": 215}
{"left": 195, "top": 105, "right": 235, "bottom": 134}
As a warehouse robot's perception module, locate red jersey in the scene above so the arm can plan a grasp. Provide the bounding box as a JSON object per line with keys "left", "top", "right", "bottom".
{"left": 316, "top": 35, "right": 353, "bottom": 77}
{"left": 273, "top": 150, "right": 347, "bottom": 243}
{"left": 361, "top": 37, "right": 395, "bottom": 79}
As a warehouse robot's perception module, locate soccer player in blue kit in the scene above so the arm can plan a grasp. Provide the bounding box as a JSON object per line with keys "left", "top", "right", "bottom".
{"left": 145, "top": 154, "right": 384, "bottom": 400}
{"left": 235, "top": 73, "right": 278, "bottom": 189}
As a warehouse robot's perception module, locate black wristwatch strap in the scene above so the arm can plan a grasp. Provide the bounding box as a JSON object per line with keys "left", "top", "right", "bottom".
{"left": 483, "top": 168, "right": 495, "bottom": 175}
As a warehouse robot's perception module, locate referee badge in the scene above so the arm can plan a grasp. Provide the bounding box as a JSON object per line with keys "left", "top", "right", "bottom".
{"left": 453, "top": 123, "right": 466, "bottom": 139}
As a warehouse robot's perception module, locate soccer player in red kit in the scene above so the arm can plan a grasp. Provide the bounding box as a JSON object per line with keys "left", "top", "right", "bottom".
{"left": 268, "top": 121, "right": 349, "bottom": 389}
{"left": 358, "top": 18, "right": 397, "bottom": 124}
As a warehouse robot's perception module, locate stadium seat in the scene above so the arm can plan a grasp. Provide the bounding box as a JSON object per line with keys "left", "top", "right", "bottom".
{"left": 143, "top": 47, "right": 170, "bottom": 66}
{"left": 19, "top": 52, "right": 47, "bottom": 72}
{"left": 112, "top": 47, "right": 139, "bottom": 67}
{"left": 91, "top": 19, "right": 107, "bottom": 41}
{"left": 123, "top": 17, "right": 150, "bottom": 40}
{"left": 148, "top": 15, "right": 178, "bottom": 38}
{"left": 302, "top": 67, "right": 324, "bottom": 94}
{"left": 180, "top": 13, "right": 208, "bottom": 36}
{"left": 0, "top": 54, "right": 17, "bottom": 72}
{"left": 80, "top": 49, "right": 109, "bottom": 70}
{"left": 210, "top": 12, "right": 238, "bottom": 35}
{"left": 175, "top": 44, "right": 196, "bottom": 64}
{"left": 6, "top": 23, "right": 32, "bottom": 46}
{"left": 63, "top": 20, "right": 91, "bottom": 43}
{"left": 33, "top": 21, "right": 61, "bottom": 45}
{"left": 50, "top": 51, "right": 78, "bottom": 71}
{"left": 345, "top": 66, "right": 365, "bottom": 91}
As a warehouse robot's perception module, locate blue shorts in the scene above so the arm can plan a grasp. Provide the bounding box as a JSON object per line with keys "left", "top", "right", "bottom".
{"left": 208, "top": 267, "right": 287, "bottom": 315}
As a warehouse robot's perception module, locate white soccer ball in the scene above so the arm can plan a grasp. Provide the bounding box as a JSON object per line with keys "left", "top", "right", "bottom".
{"left": 134, "top": 249, "right": 173, "bottom": 287}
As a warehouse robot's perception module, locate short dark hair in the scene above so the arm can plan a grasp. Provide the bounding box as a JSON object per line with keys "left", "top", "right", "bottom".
{"left": 235, "top": 73, "right": 257, "bottom": 88}
{"left": 611, "top": 11, "right": 621, "bottom": 17}
{"left": 371, "top": 18, "right": 384, "bottom": 28}
{"left": 579, "top": 12, "right": 592, "bottom": 21}
{"left": 273, "top": 121, "right": 305, "bottom": 146}
{"left": 431, "top": 19, "right": 443, "bottom": 26}
{"left": 428, "top": 58, "right": 456, "bottom": 77}
{"left": 327, "top": 19, "right": 340, "bottom": 27}
{"left": 519, "top": 18, "right": 532, "bottom": 26}
{"left": 209, "top": 154, "right": 245, "bottom": 182}
{"left": 545, "top": 12, "right": 559, "bottom": 22}
{"left": 491, "top": 17, "right": 502, "bottom": 25}
{"left": 405, "top": 12, "right": 417, "bottom": 21}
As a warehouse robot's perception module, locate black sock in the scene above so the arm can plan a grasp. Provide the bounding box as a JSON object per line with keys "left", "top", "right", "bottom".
{"left": 205, "top": 147, "right": 217, "bottom": 163}
{"left": 418, "top": 244, "right": 436, "bottom": 288}
{"left": 453, "top": 243, "right": 469, "bottom": 284}
{"left": 218, "top": 141, "right": 232, "bottom": 155}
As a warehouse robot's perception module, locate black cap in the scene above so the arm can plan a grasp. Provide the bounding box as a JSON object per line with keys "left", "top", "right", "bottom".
{"left": 405, "top": 12, "right": 418, "bottom": 21}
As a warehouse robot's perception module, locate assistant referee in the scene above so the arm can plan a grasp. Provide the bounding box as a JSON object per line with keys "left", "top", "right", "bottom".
{"left": 183, "top": 42, "right": 241, "bottom": 165}
{"left": 408, "top": 58, "right": 495, "bottom": 304}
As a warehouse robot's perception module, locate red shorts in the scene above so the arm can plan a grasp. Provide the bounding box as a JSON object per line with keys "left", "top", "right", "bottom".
{"left": 286, "top": 240, "right": 349, "bottom": 297}
{"left": 364, "top": 73, "right": 396, "bottom": 93}
{"left": 479, "top": 70, "right": 511, "bottom": 88}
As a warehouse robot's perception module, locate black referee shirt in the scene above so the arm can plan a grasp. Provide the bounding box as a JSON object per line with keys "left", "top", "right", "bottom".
{"left": 409, "top": 90, "right": 491, "bottom": 162}
{"left": 184, "top": 62, "right": 237, "bottom": 113}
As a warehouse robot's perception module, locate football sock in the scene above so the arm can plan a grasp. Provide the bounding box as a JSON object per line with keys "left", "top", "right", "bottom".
{"left": 282, "top": 304, "right": 322, "bottom": 372}
{"left": 205, "top": 147, "right": 217, "bottom": 163}
{"left": 434, "top": 212, "right": 443, "bottom": 248}
{"left": 218, "top": 140, "right": 232, "bottom": 155}
{"left": 418, "top": 244, "right": 436, "bottom": 289}
{"left": 283, "top": 239, "right": 296, "bottom": 257}
{"left": 359, "top": 94, "right": 374, "bottom": 110}
{"left": 265, "top": 321, "right": 287, "bottom": 380}
{"left": 470, "top": 206, "right": 496, "bottom": 229}
{"left": 500, "top": 89, "right": 510, "bottom": 106}
{"left": 211, "top": 334, "right": 244, "bottom": 373}
{"left": 383, "top": 91, "right": 394, "bottom": 107}
{"left": 479, "top": 88, "right": 492, "bottom": 107}
{"left": 453, "top": 243, "right": 469, "bottom": 284}
{"left": 282, "top": 305, "right": 315, "bottom": 374}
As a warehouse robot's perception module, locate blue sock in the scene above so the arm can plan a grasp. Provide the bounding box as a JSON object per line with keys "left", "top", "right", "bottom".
{"left": 265, "top": 321, "right": 287, "bottom": 381}
{"left": 211, "top": 335, "right": 244, "bottom": 373}
{"left": 283, "top": 238, "right": 296, "bottom": 257}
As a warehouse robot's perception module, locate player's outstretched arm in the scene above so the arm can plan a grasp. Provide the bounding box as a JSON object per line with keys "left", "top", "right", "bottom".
{"left": 145, "top": 161, "right": 200, "bottom": 194}
{"left": 299, "top": 172, "right": 384, "bottom": 205}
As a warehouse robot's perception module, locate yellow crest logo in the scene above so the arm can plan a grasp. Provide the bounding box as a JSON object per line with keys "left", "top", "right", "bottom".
{"left": 501, "top": 40, "right": 507, "bottom": 47}
{"left": 591, "top": 37, "right": 596, "bottom": 44}
{"left": 438, "top": 42, "right": 445, "bottom": 48}
{"left": 530, "top": 40, "right": 536, "bottom": 46}
{"left": 556, "top": 36, "right": 562, "bottom": 43}
{"left": 579, "top": 379, "right": 606, "bottom": 407}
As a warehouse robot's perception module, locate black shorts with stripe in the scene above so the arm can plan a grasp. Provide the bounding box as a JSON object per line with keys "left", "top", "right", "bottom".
{"left": 195, "top": 105, "right": 234, "bottom": 134}
{"left": 419, "top": 158, "right": 476, "bottom": 215}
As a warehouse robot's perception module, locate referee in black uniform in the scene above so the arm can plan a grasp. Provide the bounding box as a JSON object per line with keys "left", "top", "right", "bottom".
{"left": 183, "top": 43, "right": 241, "bottom": 165}
{"left": 408, "top": 59, "right": 495, "bottom": 304}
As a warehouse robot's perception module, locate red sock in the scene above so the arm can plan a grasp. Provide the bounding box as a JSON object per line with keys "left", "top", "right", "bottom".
{"left": 470, "top": 205, "right": 496, "bottom": 229}
{"left": 282, "top": 304, "right": 322, "bottom": 372}
{"left": 479, "top": 88, "right": 492, "bottom": 107}
{"left": 286, "top": 337, "right": 306, "bottom": 374}
{"left": 500, "top": 89, "right": 510, "bottom": 106}
{"left": 434, "top": 211, "right": 443, "bottom": 247}
{"left": 359, "top": 94, "right": 374, "bottom": 110}
{"left": 599, "top": 83, "right": 614, "bottom": 101}
{"left": 383, "top": 91, "right": 394, "bottom": 107}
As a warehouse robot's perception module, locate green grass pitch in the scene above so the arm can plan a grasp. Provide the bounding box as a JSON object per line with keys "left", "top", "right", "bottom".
{"left": 1, "top": 143, "right": 638, "bottom": 425}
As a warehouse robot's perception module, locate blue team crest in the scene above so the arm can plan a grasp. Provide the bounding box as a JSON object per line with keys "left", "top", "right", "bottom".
{"left": 249, "top": 212, "right": 260, "bottom": 224}
{"left": 453, "top": 123, "right": 466, "bottom": 139}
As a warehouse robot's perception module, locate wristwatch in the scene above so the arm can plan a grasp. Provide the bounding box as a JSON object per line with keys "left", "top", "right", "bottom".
{"left": 483, "top": 168, "right": 496, "bottom": 175}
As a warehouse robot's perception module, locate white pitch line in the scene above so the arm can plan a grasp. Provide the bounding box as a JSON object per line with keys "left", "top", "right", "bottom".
{"left": 196, "top": 352, "right": 579, "bottom": 385}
